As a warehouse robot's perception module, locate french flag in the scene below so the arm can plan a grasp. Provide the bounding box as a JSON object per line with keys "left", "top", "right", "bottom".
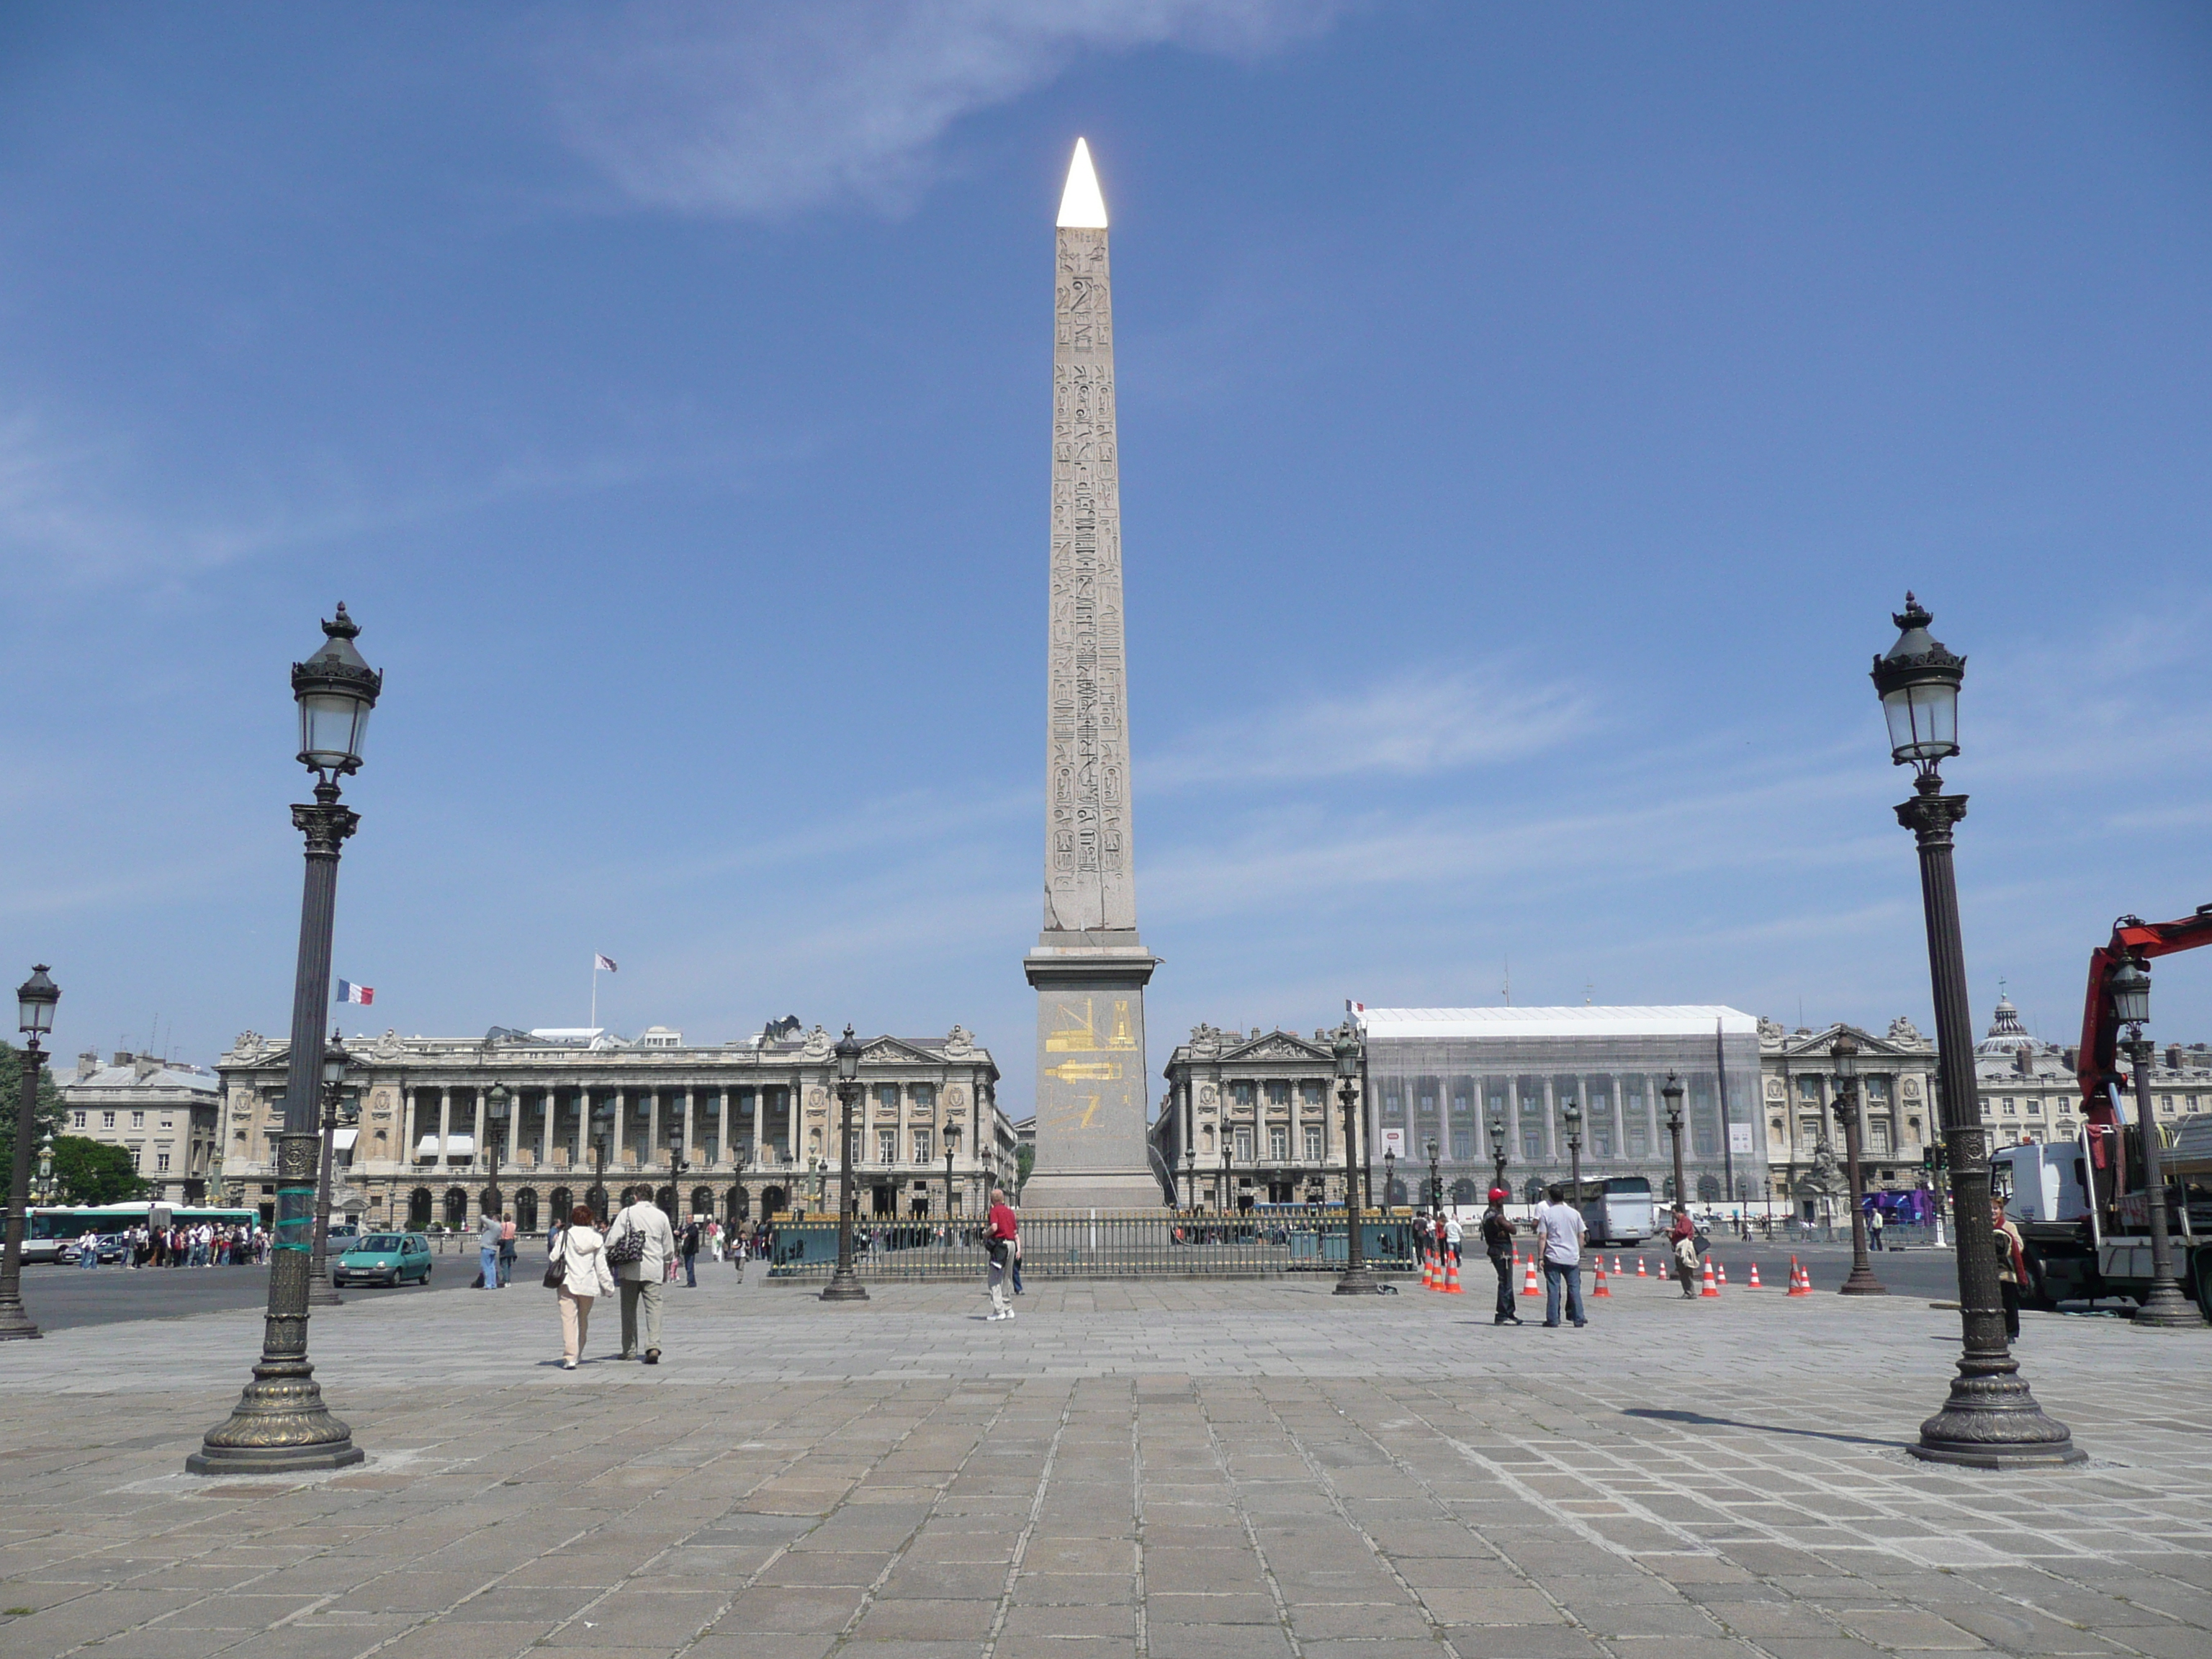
{"left": 336, "top": 980, "right": 374, "bottom": 1006}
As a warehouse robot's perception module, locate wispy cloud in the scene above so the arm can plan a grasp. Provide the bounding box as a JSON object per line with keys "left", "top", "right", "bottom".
{"left": 1146, "top": 665, "right": 1594, "bottom": 788}
{"left": 540, "top": 0, "right": 1349, "bottom": 219}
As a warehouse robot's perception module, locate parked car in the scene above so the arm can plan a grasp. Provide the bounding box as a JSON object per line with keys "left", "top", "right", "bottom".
{"left": 59, "top": 1234, "right": 131, "bottom": 1265}
{"left": 333, "top": 1231, "right": 434, "bottom": 1287}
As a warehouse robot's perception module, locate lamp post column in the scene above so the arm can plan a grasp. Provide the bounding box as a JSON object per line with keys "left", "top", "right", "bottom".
{"left": 1489, "top": 1117, "right": 1508, "bottom": 1200}
{"left": 0, "top": 966, "right": 59, "bottom": 1341}
{"left": 1830, "top": 1036, "right": 1886, "bottom": 1295}
{"left": 1331, "top": 1023, "right": 1374, "bottom": 1295}
{"left": 822, "top": 1027, "right": 867, "bottom": 1302}
{"left": 192, "top": 608, "right": 374, "bottom": 1483}
{"left": 1563, "top": 1102, "right": 1583, "bottom": 1202}
{"left": 1663, "top": 1074, "right": 1686, "bottom": 1214}
{"left": 2126, "top": 1032, "right": 2203, "bottom": 1327}
{"left": 307, "top": 1043, "right": 347, "bottom": 1309}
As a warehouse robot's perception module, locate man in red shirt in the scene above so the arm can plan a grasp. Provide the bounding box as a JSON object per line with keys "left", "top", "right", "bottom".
{"left": 985, "top": 1187, "right": 1020, "bottom": 1321}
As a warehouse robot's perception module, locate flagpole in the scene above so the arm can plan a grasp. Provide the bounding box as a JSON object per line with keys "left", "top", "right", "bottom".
{"left": 590, "top": 961, "right": 597, "bottom": 1033}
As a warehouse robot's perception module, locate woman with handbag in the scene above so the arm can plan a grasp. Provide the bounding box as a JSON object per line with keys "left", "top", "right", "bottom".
{"left": 549, "top": 1203, "right": 615, "bottom": 1370}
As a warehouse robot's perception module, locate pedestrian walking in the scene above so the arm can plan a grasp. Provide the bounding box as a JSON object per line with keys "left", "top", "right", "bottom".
{"left": 77, "top": 1228, "right": 98, "bottom": 1269}
{"left": 1667, "top": 1205, "right": 1700, "bottom": 1299}
{"left": 1444, "top": 1210, "right": 1464, "bottom": 1267}
{"left": 1531, "top": 1184, "right": 1588, "bottom": 1328}
{"left": 1480, "top": 1187, "right": 1520, "bottom": 1326}
{"left": 1866, "top": 1206, "right": 1884, "bottom": 1254}
{"left": 1993, "top": 1197, "right": 2026, "bottom": 1340}
{"left": 498, "top": 1212, "right": 518, "bottom": 1287}
{"left": 548, "top": 1203, "right": 614, "bottom": 1370}
{"left": 730, "top": 1229, "right": 747, "bottom": 1282}
{"left": 606, "top": 1193, "right": 677, "bottom": 1363}
{"left": 984, "top": 1187, "right": 1019, "bottom": 1320}
{"left": 680, "top": 1217, "right": 701, "bottom": 1288}
{"left": 476, "top": 1207, "right": 503, "bottom": 1289}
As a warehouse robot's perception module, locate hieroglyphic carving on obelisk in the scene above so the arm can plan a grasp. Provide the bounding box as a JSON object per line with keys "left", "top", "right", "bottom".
{"left": 1024, "top": 139, "right": 1164, "bottom": 1210}
{"left": 1045, "top": 137, "right": 1135, "bottom": 935}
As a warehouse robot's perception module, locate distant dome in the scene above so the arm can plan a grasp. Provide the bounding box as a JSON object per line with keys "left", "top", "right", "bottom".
{"left": 1976, "top": 992, "right": 2036, "bottom": 1058}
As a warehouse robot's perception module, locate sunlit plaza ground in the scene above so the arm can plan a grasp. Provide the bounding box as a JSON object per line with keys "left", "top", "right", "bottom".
{"left": 2, "top": 1271, "right": 2211, "bottom": 1659}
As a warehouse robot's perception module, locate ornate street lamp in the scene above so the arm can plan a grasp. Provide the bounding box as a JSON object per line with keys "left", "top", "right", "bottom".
{"left": 590, "top": 1097, "right": 614, "bottom": 1223}
{"left": 1874, "top": 594, "right": 2080, "bottom": 1465}
{"left": 1662, "top": 1074, "right": 1686, "bottom": 1217}
{"left": 1562, "top": 1101, "right": 1583, "bottom": 1205}
{"left": 1331, "top": 1022, "right": 1375, "bottom": 1295}
{"left": 1488, "top": 1114, "right": 1508, "bottom": 1196}
{"left": 821, "top": 1025, "right": 867, "bottom": 1302}
{"left": 1830, "top": 1033, "right": 1886, "bottom": 1295}
{"left": 942, "top": 1118, "right": 961, "bottom": 1230}
{"left": 192, "top": 607, "right": 380, "bottom": 1475}
{"left": 1183, "top": 1144, "right": 1196, "bottom": 1214}
{"left": 0, "top": 965, "right": 60, "bottom": 1341}
{"left": 2108, "top": 956, "right": 2203, "bottom": 1327}
{"left": 1424, "top": 1137, "right": 1441, "bottom": 1216}
{"left": 1383, "top": 1148, "right": 1396, "bottom": 1208}
{"left": 307, "top": 1033, "right": 356, "bottom": 1308}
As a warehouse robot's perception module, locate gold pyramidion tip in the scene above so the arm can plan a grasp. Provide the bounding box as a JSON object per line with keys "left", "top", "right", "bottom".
{"left": 1057, "top": 138, "right": 1107, "bottom": 230}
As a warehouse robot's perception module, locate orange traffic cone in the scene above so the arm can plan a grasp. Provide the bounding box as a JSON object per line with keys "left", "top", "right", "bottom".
{"left": 1421, "top": 1250, "right": 1435, "bottom": 1290}
{"left": 1522, "top": 1254, "right": 1539, "bottom": 1297}
{"left": 1613, "top": 1255, "right": 1622, "bottom": 1274}
{"left": 1444, "top": 1255, "right": 1463, "bottom": 1295}
{"left": 1592, "top": 1259, "right": 1610, "bottom": 1297}
{"left": 1636, "top": 1256, "right": 1647, "bottom": 1277}
{"left": 1701, "top": 1257, "right": 1720, "bottom": 1298}
{"left": 1786, "top": 1254, "right": 1812, "bottom": 1296}
{"left": 1748, "top": 1262, "right": 1762, "bottom": 1289}
{"left": 1717, "top": 1262, "right": 1727, "bottom": 1285}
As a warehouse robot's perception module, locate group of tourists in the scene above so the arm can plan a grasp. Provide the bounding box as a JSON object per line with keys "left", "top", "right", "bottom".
{"left": 78, "top": 1222, "right": 266, "bottom": 1269}
{"left": 536, "top": 1184, "right": 1028, "bottom": 1366}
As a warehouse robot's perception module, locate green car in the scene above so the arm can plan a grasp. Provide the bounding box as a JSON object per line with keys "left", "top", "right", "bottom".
{"left": 333, "top": 1231, "right": 433, "bottom": 1287}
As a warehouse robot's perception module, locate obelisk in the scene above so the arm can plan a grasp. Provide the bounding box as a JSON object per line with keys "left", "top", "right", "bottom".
{"left": 1022, "top": 139, "right": 1162, "bottom": 1210}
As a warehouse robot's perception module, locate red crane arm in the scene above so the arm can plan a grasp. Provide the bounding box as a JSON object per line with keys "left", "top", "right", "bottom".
{"left": 2077, "top": 904, "right": 2212, "bottom": 1117}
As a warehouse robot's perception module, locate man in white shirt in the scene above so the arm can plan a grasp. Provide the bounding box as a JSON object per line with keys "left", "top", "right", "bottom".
{"left": 606, "top": 1194, "right": 678, "bottom": 1364}
{"left": 1531, "top": 1184, "right": 1588, "bottom": 1328}
{"left": 1442, "top": 1212, "right": 1464, "bottom": 1265}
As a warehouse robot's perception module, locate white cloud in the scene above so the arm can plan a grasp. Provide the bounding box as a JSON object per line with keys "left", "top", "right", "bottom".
{"left": 1146, "top": 665, "right": 1594, "bottom": 788}
{"left": 540, "top": 0, "right": 1348, "bottom": 218}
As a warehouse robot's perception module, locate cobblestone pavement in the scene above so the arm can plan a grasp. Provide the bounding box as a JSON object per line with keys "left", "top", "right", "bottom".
{"left": 2, "top": 1273, "right": 2210, "bottom": 1659}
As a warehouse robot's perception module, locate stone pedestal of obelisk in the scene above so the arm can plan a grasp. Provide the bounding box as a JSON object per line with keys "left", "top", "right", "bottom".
{"left": 1022, "top": 140, "right": 1164, "bottom": 1211}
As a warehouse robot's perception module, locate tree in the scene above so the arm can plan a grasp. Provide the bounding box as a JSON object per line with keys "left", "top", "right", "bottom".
{"left": 50, "top": 1136, "right": 148, "bottom": 1205}
{"left": 0, "top": 1040, "right": 67, "bottom": 1156}
{"left": 1015, "top": 1143, "right": 1035, "bottom": 1197}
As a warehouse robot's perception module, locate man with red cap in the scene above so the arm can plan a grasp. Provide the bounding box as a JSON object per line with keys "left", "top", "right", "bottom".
{"left": 1480, "top": 1187, "right": 1520, "bottom": 1325}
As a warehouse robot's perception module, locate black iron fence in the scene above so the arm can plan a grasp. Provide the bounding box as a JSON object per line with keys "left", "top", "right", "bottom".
{"left": 762, "top": 1206, "right": 1423, "bottom": 1282}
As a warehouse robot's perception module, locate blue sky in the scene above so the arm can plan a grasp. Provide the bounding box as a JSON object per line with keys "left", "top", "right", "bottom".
{"left": 4, "top": 2, "right": 2208, "bottom": 1115}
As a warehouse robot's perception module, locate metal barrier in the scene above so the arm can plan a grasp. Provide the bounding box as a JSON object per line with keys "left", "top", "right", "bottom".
{"left": 762, "top": 1206, "right": 1422, "bottom": 1282}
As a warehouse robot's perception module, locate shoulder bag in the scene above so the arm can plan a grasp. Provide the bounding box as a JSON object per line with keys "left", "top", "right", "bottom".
{"left": 606, "top": 1218, "right": 647, "bottom": 1267}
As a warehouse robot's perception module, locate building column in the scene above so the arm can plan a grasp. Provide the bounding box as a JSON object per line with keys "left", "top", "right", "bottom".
{"left": 539, "top": 1090, "right": 554, "bottom": 1169}
{"left": 573, "top": 1089, "right": 588, "bottom": 1171}
{"left": 437, "top": 1087, "right": 452, "bottom": 1166}
{"left": 647, "top": 1090, "right": 661, "bottom": 1174}
{"left": 716, "top": 1089, "right": 729, "bottom": 1169}
{"left": 401, "top": 1089, "right": 417, "bottom": 1172}
{"left": 680, "top": 1089, "right": 695, "bottom": 1178}
{"left": 469, "top": 1089, "right": 486, "bottom": 1180}
{"left": 506, "top": 1092, "right": 521, "bottom": 1166}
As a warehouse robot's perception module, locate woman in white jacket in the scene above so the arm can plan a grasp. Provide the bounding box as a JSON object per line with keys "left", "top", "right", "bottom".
{"left": 552, "top": 1204, "right": 616, "bottom": 1370}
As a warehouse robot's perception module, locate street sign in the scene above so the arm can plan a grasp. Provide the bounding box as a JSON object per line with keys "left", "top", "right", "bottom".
{"left": 1728, "top": 1123, "right": 1754, "bottom": 1155}
{"left": 1380, "top": 1128, "right": 1406, "bottom": 1158}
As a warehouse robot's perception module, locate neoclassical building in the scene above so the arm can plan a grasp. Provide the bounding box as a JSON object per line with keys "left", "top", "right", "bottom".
{"left": 214, "top": 1023, "right": 1012, "bottom": 1235}
{"left": 55, "top": 1049, "right": 222, "bottom": 1205}
{"left": 1155, "top": 1026, "right": 1357, "bottom": 1210}
{"left": 1758, "top": 1016, "right": 1938, "bottom": 1217}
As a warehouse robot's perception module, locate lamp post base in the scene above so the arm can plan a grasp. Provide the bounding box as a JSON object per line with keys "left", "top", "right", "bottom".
{"left": 0, "top": 1300, "right": 41, "bottom": 1340}
{"left": 188, "top": 1363, "right": 363, "bottom": 1475}
{"left": 1910, "top": 1368, "right": 2085, "bottom": 1470}
{"left": 1331, "top": 1269, "right": 1378, "bottom": 1296}
{"left": 2131, "top": 1281, "right": 2207, "bottom": 1329}
{"left": 306, "top": 1278, "right": 343, "bottom": 1308}
{"left": 1839, "top": 1270, "right": 1889, "bottom": 1296}
{"left": 819, "top": 1270, "right": 869, "bottom": 1302}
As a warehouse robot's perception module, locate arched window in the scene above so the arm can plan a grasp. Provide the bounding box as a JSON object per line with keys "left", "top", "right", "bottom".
{"left": 690, "top": 1186, "right": 714, "bottom": 1218}
{"left": 763, "top": 1184, "right": 787, "bottom": 1217}
{"left": 442, "top": 1187, "right": 468, "bottom": 1228}
{"left": 514, "top": 1189, "right": 539, "bottom": 1233}
{"left": 1523, "top": 1175, "right": 1545, "bottom": 1205}
{"left": 549, "top": 1187, "right": 573, "bottom": 1225}
{"left": 1449, "top": 1177, "right": 1479, "bottom": 1206}
{"left": 655, "top": 1185, "right": 676, "bottom": 1219}
{"left": 726, "top": 1187, "right": 750, "bottom": 1224}
{"left": 408, "top": 1187, "right": 433, "bottom": 1230}
{"left": 1697, "top": 1173, "right": 1722, "bottom": 1202}
{"left": 480, "top": 1186, "right": 501, "bottom": 1217}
